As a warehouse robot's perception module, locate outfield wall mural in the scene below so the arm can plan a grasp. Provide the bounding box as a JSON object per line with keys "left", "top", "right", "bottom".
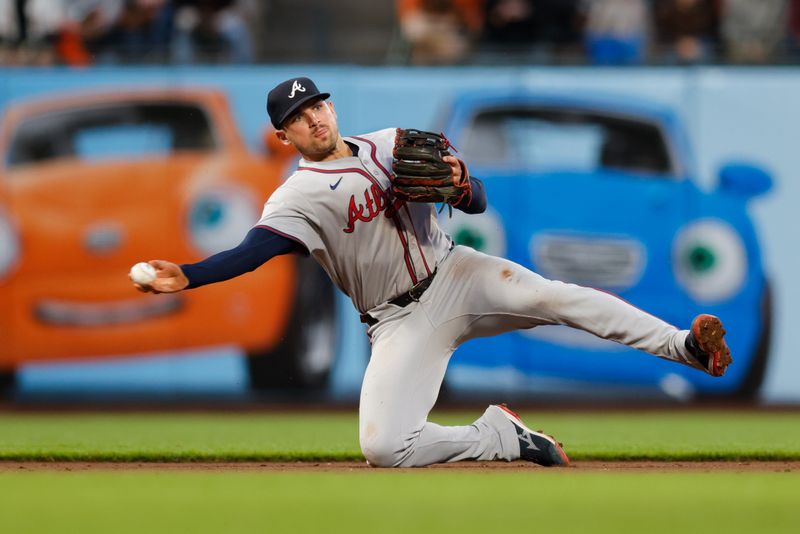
{"left": 0, "top": 67, "right": 796, "bottom": 402}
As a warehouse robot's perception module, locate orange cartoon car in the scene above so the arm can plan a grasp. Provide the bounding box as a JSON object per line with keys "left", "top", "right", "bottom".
{"left": 0, "top": 88, "right": 336, "bottom": 394}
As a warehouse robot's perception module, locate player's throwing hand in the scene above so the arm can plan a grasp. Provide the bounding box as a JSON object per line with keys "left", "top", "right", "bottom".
{"left": 129, "top": 260, "right": 189, "bottom": 294}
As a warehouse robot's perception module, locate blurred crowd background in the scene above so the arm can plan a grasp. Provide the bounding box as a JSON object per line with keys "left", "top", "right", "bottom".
{"left": 1, "top": 0, "right": 799, "bottom": 67}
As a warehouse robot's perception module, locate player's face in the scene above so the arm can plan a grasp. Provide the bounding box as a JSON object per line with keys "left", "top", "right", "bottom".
{"left": 278, "top": 99, "right": 341, "bottom": 159}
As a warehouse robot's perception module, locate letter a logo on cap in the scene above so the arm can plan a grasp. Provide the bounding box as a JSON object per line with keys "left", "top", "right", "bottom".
{"left": 288, "top": 80, "right": 306, "bottom": 99}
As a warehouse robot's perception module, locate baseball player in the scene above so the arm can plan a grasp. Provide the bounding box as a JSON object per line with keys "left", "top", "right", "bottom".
{"left": 132, "top": 77, "right": 732, "bottom": 468}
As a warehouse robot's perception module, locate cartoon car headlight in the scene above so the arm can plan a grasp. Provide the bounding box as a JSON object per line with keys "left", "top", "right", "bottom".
{"left": 0, "top": 208, "right": 20, "bottom": 281}
{"left": 673, "top": 219, "right": 747, "bottom": 304}
{"left": 438, "top": 207, "right": 506, "bottom": 258}
{"left": 187, "top": 186, "right": 259, "bottom": 256}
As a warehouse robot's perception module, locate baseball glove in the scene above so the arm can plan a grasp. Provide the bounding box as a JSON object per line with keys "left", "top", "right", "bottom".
{"left": 391, "top": 128, "right": 470, "bottom": 205}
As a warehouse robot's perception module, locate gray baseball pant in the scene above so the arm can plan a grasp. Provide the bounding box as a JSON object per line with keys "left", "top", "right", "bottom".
{"left": 358, "top": 245, "right": 692, "bottom": 467}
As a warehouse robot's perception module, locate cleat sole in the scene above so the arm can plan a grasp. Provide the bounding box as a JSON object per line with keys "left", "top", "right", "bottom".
{"left": 692, "top": 315, "right": 733, "bottom": 376}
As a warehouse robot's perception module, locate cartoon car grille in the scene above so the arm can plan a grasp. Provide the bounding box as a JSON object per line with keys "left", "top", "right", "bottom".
{"left": 531, "top": 234, "right": 645, "bottom": 290}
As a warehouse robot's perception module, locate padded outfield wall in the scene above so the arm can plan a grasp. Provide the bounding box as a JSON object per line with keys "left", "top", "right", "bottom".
{"left": 0, "top": 67, "right": 797, "bottom": 402}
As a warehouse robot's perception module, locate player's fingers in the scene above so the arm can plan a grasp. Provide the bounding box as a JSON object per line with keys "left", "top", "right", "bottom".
{"left": 443, "top": 155, "right": 463, "bottom": 183}
{"left": 128, "top": 271, "right": 161, "bottom": 293}
{"left": 149, "top": 259, "right": 169, "bottom": 270}
{"left": 138, "top": 261, "right": 187, "bottom": 292}
{"left": 131, "top": 281, "right": 152, "bottom": 293}
{"left": 149, "top": 259, "right": 178, "bottom": 276}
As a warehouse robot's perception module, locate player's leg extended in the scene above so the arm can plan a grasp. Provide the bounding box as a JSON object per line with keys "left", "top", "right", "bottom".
{"left": 436, "top": 246, "right": 699, "bottom": 368}
{"left": 358, "top": 304, "right": 521, "bottom": 467}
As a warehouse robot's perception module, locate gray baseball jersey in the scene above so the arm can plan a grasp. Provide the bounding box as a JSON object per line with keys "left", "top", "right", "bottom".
{"left": 256, "top": 128, "right": 452, "bottom": 313}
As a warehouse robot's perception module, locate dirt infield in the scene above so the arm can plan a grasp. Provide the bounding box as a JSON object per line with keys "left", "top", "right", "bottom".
{"left": 2, "top": 460, "right": 798, "bottom": 472}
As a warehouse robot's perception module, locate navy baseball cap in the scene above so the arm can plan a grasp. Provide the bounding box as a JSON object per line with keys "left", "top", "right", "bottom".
{"left": 267, "top": 77, "right": 330, "bottom": 129}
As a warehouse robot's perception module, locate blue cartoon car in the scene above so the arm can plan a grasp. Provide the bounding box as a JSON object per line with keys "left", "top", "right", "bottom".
{"left": 438, "top": 91, "right": 772, "bottom": 399}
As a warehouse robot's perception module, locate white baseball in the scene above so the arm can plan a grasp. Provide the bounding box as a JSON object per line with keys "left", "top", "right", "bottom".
{"left": 129, "top": 262, "right": 157, "bottom": 285}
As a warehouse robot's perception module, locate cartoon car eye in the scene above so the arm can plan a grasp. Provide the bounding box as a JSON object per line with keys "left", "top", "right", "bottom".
{"left": 438, "top": 207, "right": 506, "bottom": 258}
{"left": 673, "top": 219, "right": 747, "bottom": 303}
{"left": 187, "top": 186, "right": 259, "bottom": 255}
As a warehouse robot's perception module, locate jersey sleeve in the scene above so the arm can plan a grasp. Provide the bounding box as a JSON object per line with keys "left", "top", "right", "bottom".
{"left": 255, "top": 184, "right": 324, "bottom": 253}
{"left": 181, "top": 227, "right": 297, "bottom": 289}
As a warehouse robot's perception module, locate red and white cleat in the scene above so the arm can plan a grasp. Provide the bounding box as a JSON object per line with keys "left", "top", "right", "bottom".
{"left": 686, "top": 314, "right": 733, "bottom": 377}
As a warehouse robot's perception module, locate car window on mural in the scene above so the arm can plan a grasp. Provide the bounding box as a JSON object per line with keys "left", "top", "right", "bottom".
{"left": 6, "top": 103, "right": 217, "bottom": 167}
{"left": 465, "top": 108, "right": 674, "bottom": 175}
{"left": 75, "top": 125, "right": 173, "bottom": 160}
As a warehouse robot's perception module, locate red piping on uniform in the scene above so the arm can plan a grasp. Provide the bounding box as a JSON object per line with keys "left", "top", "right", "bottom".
{"left": 254, "top": 224, "right": 309, "bottom": 254}
{"left": 351, "top": 135, "right": 433, "bottom": 278}
{"left": 402, "top": 204, "right": 432, "bottom": 276}
{"left": 351, "top": 135, "right": 393, "bottom": 177}
{"left": 297, "top": 165, "right": 418, "bottom": 285}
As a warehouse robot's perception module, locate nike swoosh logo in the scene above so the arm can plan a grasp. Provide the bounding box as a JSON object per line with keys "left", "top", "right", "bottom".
{"left": 329, "top": 177, "right": 343, "bottom": 190}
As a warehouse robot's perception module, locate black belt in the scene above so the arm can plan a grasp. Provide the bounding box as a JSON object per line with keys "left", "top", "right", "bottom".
{"left": 360, "top": 270, "right": 437, "bottom": 327}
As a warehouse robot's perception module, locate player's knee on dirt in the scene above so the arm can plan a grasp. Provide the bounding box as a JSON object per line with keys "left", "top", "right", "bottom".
{"left": 360, "top": 427, "right": 409, "bottom": 468}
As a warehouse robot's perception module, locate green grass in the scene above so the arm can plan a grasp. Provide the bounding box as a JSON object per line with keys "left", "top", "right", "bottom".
{"left": 1, "top": 471, "right": 798, "bottom": 534}
{"left": 0, "top": 410, "right": 799, "bottom": 461}
{"left": 2, "top": 411, "right": 799, "bottom": 534}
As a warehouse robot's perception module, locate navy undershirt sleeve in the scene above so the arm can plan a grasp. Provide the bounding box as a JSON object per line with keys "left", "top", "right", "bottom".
{"left": 181, "top": 227, "right": 300, "bottom": 289}
{"left": 453, "top": 177, "right": 487, "bottom": 214}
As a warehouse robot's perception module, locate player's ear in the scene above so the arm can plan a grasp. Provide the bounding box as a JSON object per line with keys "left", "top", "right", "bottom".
{"left": 327, "top": 101, "right": 336, "bottom": 117}
{"left": 275, "top": 129, "right": 291, "bottom": 145}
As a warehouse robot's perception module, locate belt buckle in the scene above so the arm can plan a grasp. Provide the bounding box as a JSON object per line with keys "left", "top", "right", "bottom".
{"left": 409, "top": 284, "right": 423, "bottom": 302}
{"left": 409, "top": 275, "right": 431, "bottom": 302}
